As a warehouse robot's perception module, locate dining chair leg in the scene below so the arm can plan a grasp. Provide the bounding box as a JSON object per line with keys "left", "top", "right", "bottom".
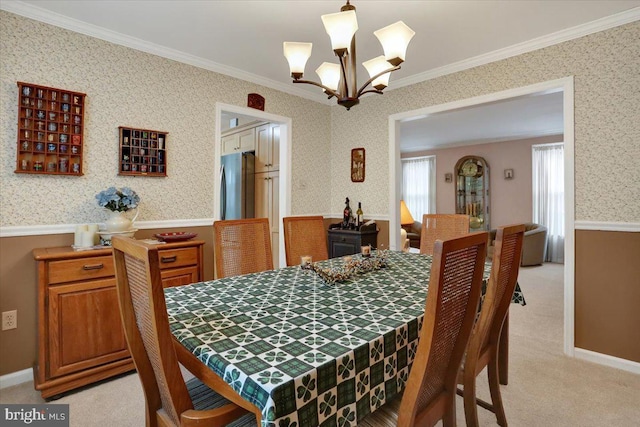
{"left": 499, "top": 312, "right": 510, "bottom": 385}
{"left": 488, "top": 348, "right": 508, "bottom": 426}
{"left": 463, "top": 369, "right": 480, "bottom": 427}
{"left": 443, "top": 394, "right": 457, "bottom": 427}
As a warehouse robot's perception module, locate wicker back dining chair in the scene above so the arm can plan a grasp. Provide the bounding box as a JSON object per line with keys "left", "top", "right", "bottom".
{"left": 213, "top": 218, "right": 274, "bottom": 278}
{"left": 419, "top": 214, "right": 471, "bottom": 256}
{"left": 111, "top": 236, "right": 255, "bottom": 427}
{"left": 283, "top": 215, "right": 328, "bottom": 266}
{"left": 457, "top": 224, "right": 525, "bottom": 427}
{"left": 397, "top": 232, "right": 488, "bottom": 427}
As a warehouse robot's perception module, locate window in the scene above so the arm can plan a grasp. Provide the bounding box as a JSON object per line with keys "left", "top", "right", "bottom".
{"left": 532, "top": 143, "right": 564, "bottom": 263}
{"left": 402, "top": 156, "right": 436, "bottom": 221}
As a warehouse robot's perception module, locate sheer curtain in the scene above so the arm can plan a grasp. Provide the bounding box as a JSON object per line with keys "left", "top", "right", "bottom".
{"left": 532, "top": 143, "right": 564, "bottom": 263}
{"left": 402, "top": 156, "right": 436, "bottom": 222}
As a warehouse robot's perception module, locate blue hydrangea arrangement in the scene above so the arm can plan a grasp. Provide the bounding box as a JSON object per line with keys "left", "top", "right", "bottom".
{"left": 95, "top": 187, "right": 140, "bottom": 212}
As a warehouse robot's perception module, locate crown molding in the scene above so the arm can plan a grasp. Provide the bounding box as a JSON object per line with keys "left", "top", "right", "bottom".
{"left": 390, "top": 7, "right": 640, "bottom": 91}
{"left": 0, "top": 0, "right": 331, "bottom": 105}
{"left": 2, "top": 2, "right": 637, "bottom": 105}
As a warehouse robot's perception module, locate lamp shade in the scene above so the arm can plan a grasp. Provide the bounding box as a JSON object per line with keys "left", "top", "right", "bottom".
{"left": 283, "top": 42, "right": 313, "bottom": 77}
{"left": 400, "top": 200, "right": 415, "bottom": 225}
{"left": 363, "top": 56, "right": 394, "bottom": 90}
{"left": 316, "top": 62, "right": 341, "bottom": 91}
{"left": 374, "top": 21, "right": 415, "bottom": 66}
{"left": 321, "top": 10, "right": 358, "bottom": 55}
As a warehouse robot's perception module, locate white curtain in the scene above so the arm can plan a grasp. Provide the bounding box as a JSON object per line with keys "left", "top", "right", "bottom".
{"left": 402, "top": 156, "right": 436, "bottom": 222}
{"left": 532, "top": 143, "right": 564, "bottom": 263}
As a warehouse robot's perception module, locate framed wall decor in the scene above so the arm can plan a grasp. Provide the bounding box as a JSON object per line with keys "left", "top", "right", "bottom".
{"left": 247, "top": 93, "right": 265, "bottom": 111}
{"left": 118, "top": 126, "right": 167, "bottom": 176}
{"left": 504, "top": 168, "right": 514, "bottom": 179}
{"left": 445, "top": 172, "right": 453, "bottom": 183}
{"left": 15, "top": 82, "right": 86, "bottom": 175}
{"left": 351, "top": 147, "right": 365, "bottom": 182}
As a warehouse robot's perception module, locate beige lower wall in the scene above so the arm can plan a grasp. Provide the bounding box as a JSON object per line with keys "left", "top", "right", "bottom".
{"left": 575, "top": 230, "right": 640, "bottom": 363}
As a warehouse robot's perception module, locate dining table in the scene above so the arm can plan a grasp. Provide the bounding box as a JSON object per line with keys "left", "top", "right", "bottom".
{"left": 165, "top": 250, "right": 526, "bottom": 427}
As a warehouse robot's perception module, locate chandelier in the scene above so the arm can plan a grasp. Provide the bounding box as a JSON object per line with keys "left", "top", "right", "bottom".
{"left": 283, "top": 1, "right": 415, "bottom": 110}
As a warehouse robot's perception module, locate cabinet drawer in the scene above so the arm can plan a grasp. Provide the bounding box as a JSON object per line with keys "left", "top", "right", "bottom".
{"left": 158, "top": 247, "right": 198, "bottom": 270}
{"left": 48, "top": 256, "right": 115, "bottom": 284}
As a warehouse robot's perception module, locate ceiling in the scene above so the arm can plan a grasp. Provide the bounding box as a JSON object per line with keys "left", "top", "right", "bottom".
{"left": 5, "top": 1, "right": 638, "bottom": 150}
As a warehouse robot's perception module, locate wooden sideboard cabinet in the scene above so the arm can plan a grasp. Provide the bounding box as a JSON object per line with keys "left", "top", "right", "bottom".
{"left": 32, "top": 239, "right": 204, "bottom": 399}
{"left": 327, "top": 227, "right": 378, "bottom": 258}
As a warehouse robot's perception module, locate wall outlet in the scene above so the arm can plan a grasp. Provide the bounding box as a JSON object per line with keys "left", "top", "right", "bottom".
{"left": 2, "top": 310, "right": 17, "bottom": 330}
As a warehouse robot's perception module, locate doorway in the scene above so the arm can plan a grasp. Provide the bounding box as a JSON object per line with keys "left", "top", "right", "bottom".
{"left": 388, "top": 77, "right": 576, "bottom": 356}
{"left": 214, "top": 103, "right": 292, "bottom": 268}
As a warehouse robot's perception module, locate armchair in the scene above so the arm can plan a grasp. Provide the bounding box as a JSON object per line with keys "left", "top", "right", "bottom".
{"left": 488, "top": 222, "right": 548, "bottom": 266}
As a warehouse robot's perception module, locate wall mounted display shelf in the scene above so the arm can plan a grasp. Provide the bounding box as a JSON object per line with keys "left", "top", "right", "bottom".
{"left": 16, "top": 82, "right": 85, "bottom": 175}
{"left": 118, "top": 126, "right": 167, "bottom": 177}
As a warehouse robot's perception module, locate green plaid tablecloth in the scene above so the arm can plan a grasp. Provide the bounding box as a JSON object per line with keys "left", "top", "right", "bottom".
{"left": 165, "top": 251, "right": 525, "bottom": 427}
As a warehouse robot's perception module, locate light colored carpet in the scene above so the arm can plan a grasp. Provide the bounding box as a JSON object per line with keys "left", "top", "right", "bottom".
{"left": 1, "top": 263, "right": 639, "bottom": 426}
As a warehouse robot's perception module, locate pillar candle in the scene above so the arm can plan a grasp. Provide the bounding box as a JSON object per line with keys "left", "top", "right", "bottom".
{"left": 80, "top": 231, "right": 95, "bottom": 248}
{"left": 74, "top": 225, "right": 88, "bottom": 247}
{"left": 87, "top": 224, "right": 99, "bottom": 245}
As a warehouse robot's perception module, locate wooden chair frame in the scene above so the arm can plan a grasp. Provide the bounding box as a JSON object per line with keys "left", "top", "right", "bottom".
{"left": 112, "top": 236, "right": 248, "bottom": 427}
{"left": 457, "top": 224, "right": 525, "bottom": 427}
{"left": 282, "top": 215, "right": 328, "bottom": 266}
{"left": 213, "top": 218, "right": 273, "bottom": 278}
{"left": 398, "top": 232, "right": 488, "bottom": 427}
{"left": 419, "top": 214, "right": 470, "bottom": 255}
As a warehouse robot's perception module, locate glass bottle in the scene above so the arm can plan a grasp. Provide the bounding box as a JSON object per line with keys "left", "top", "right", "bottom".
{"left": 343, "top": 197, "right": 352, "bottom": 229}
{"left": 356, "top": 202, "right": 363, "bottom": 228}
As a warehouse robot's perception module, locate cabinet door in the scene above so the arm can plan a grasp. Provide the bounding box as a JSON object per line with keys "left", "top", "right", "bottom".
{"left": 255, "top": 124, "right": 270, "bottom": 173}
{"left": 48, "top": 279, "right": 129, "bottom": 378}
{"left": 161, "top": 266, "right": 199, "bottom": 288}
{"left": 222, "top": 133, "right": 239, "bottom": 155}
{"left": 254, "top": 171, "right": 279, "bottom": 267}
{"left": 238, "top": 128, "right": 255, "bottom": 152}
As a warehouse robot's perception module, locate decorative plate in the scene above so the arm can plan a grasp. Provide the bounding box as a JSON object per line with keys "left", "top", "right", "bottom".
{"left": 154, "top": 232, "right": 197, "bottom": 242}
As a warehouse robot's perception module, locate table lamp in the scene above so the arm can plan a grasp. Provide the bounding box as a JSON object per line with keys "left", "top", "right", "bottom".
{"left": 400, "top": 200, "right": 415, "bottom": 251}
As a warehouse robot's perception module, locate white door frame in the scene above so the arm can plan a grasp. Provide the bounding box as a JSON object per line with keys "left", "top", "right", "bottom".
{"left": 214, "top": 103, "right": 292, "bottom": 268}
{"left": 388, "top": 77, "right": 576, "bottom": 356}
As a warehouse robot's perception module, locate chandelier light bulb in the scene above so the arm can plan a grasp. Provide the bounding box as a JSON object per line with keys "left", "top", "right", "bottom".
{"left": 374, "top": 21, "right": 415, "bottom": 66}
{"left": 283, "top": 42, "right": 313, "bottom": 79}
{"left": 363, "top": 56, "right": 394, "bottom": 90}
{"left": 321, "top": 10, "right": 358, "bottom": 57}
{"left": 316, "top": 62, "right": 341, "bottom": 92}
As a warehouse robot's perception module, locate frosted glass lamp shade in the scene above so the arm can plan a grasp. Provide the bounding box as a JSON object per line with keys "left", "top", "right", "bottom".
{"left": 321, "top": 10, "right": 358, "bottom": 56}
{"left": 400, "top": 200, "right": 415, "bottom": 225}
{"left": 283, "top": 42, "right": 313, "bottom": 79}
{"left": 316, "top": 62, "right": 341, "bottom": 91}
{"left": 363, "top": 56, "right": 394, "bottom": 90}
{"left": 374, "top": 21, "right": 415, "bottom": 66}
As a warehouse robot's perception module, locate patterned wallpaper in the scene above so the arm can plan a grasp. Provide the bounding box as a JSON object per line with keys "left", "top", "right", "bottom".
{"left": 0, "top": 11, "right": 332, "bottom": 227}
{"left": 330, "top": 21, "right": 640, "bottom": 222}
{"left": 1, "top": 12, "right": 639, "bottom": 227}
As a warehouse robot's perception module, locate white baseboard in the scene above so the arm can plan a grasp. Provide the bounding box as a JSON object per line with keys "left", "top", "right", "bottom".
{"left": 574, "top": 348, "right": 640, "bottom": 375}
{"left": 0, "top": 368, "right": 33, "bottom": 389}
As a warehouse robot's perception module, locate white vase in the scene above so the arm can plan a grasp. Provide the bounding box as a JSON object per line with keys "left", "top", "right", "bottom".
{"left": 105, "top": 209, "right": 138, "bottom": 232}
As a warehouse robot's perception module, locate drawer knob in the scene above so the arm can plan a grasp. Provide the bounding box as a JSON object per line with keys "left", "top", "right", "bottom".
{"left": 82, "top": 263, "right": 104, "bottom": 271}
{"left": 161, "top": 255, "right": 177, "bottom": 263}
